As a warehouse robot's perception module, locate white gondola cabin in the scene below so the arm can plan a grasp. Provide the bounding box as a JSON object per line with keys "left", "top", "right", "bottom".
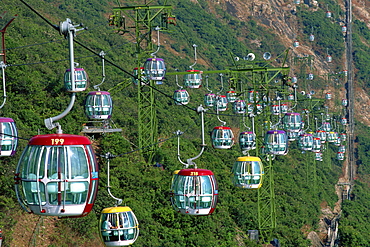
{"left": 315, "top": 130, "right": 327, "bottom": 143}
{"left": 327, "top": 132, "right": 338, "bottom": 143}
{"left": 308, "top": 73, "right": 314, "bottom": 80}
{"left": 248, "top": 90, "right": 259, "bottom": 103}
{"left": 298, "top": 133, "right": 313, "bottom": 151}
{"left": 0, "top": 117, "right": 18, "bottom": 156}
{"left": 214, "top": 95, "right": 228, "bottom": 112}
{"left": 173, "top": 89, "right": 190, "bottom": 105}
{"left": 281, "top": 103, "right": 288, "bottom": 114}
{"left": 337, "top": 152, "right": 344, "bottom": 160}
{"left": 309, "top": 34, "right": 315, "bottom": 42}
{"left": 288, "top": 94, "right": 294, "bottom": 101}
{"left": 85, "top": 91, "right": 113, "bottom": 120}
{"left": 232, "top": 156, "right": 264, "bottom": 189}
{"left": 341, "top": 117, "right": 348, "bottom": 125}
{"left": 144, "top": 58, "right": 166, "bottom": 81}
{"left": 226, "top": 90, "right": 237, "bottom": 103}
{"left": 211, "top": 126, "right": 234, "bottom": 149}
{"left": 14, "top": 134, "right": 99, "bottom": 217}
{"left": 264, "top": 130, "right": 288, "bottom": 155}
{"left": 322, "top": 122, "right": 331, "bottom": 132}
{"left": 312, "top": 137, "right": 321, "bottom": 153}
{"left": 315, "top": 152, "right": 323, "bottom": 161}
{"left": 271, "top": 105, "right": 280, "bottom": 115}
{"left": 233, "top": 99, "right": 246, "bottom": 114}
{"left": 326, "top": 55, "right": 332, "bottom": 63}
{"left": 283, "top": 112, "right": 303, "bottom": 132}
{"left": 342, "top": 99, "right": 348, "bottom": 107}
{"left": 340, "top": 133, "right": 347, "bottom": 142}
{"left": 184, "top": 70, "right": 202, "bottom": 89}
{"left": 204, "top": 93, "right": 216, "bottom": 107}
{"left": 100, "top": 206, "right": 139, "bottom": 246}
{"left": 170, "top": 169, "right": 218, "bottom": 216}
{"left": 132, "top": 67, "right": 147, "bottom": 85}
{"left": 325, "top": 92, "right": 332, "bottom": 100}
{"left": 239, "top": 131, "right": 256, "bottom": 151}
{"left": 64, "top": 68, "right": 89, "bottom": 92}
{"left": 293, "top": 40, "right": 299, "bottom": 48}
{"left": 326, "top": 11, "right": 332, "bottom": 18}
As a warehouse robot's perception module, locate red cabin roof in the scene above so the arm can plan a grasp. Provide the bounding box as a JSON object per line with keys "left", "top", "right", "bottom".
{"left": 178, "top": 168, "right": 214, "bottom": 176}
{"left": 28, "top": 134, "right": 92, "bottom": 146}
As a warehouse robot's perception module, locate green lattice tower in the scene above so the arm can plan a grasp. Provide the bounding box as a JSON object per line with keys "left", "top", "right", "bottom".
{"left": 110, "top": 4, "right": 174, "bottom": 162}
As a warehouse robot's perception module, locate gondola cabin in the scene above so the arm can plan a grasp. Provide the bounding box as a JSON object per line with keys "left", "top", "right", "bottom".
{"left": 14, "top": 134, "right": 99, "bottom": 217}
{"left": 184, "top": 70, "right": 202, "bottom": 89}
{"left": 298, "top": 133, "right": 313, "bottom": 151}
{"left": 271, "top": 105, "right": 280, "bottom": 115}
{"left": 315, "top": 152, "right": 323, "bottom": 161}
{"left": 211, "top": 126, "right": 234, "bottom": 149}
{"left": 341, "top": 25, "right": 347, "bottom": 33}
{"left": 64, "top": 68, "right": 89, "bottom": 92}
{"left": 132, "top": 67, "right": 147, "bottom": 85}
{"left": 326, "top": 11, "right": 332, "bottom": 18}
{"left": 256, "top": 104, "right": 263, "bottom": 114}
{"left": 312, "top": 137, "right": 321, "bottom": 153}
{"left": 173, "top": 89, "right": 190, "bottom": 105}
{"left": 204, "top": 93, "right": 216, "bottom": 107}
{"left": 315, "top": 130, "right": 327, "bottom": 143}
{"left": 335, "top": 137, "right": 341, "bottom": 146}
{"left": 232, "top": 156, "right": 264, "bottom": 189}
{"left": 325, "top": 92, "right": 332, "bottom": 100}
{"left": 308, "top": 73, "right": 314, "bottom": 80}
{"left": 226, "top": 90, "right": 237, "bottom": 103}
{"left": 291, "top": 76, "right": 298, "bottom": 83}
{"left": 100, "top": 206, "right": 139, "bottom": 246}
{"left": 0, "top": 117, "right": 18, "bottom": 156}
{"left": 233, "top": 99, "right": 246, "bottom": 114}
{"left": 170, "top": 169, "right": 218, "bottom": 216}
{"left": 326, "top": 55, "right": 332, "bottom": 63}
{"left": 340, "top": 133, "right": 347, "bottom": 142}
{"left": 213, "top": 95, "right": 228, "bottom": 112}
{"left": 248, "top": 90, "right": 259, "bottom": 103}
{"left": 327, "top": 132, "right": 338, "bottom": 143}
{"left": 239, "top": 131, "right": 256, "bottom": 151}
{"left": 342, "top": 99, "right": 348, "bottom": 107}
{"left": 288, "top": 94, "right": 294, "bottom": 101}
{"left": 293, "top": 40, "right": 299, "bottom": 48}
{"left": 322, "top": 122, "right": 331, "bottom": 132}
{"left": 283, "top": 112, "right": 303, "bottom": 132}
{"left": 339, "top": 145, "right": 346, "bottom": 153}
{"left": 263, "top": 130, "right": 288, "bottom": 155}
{"left": 294, "top": 0, "right": 300, "bottom": 4}
{"left": 343, "top": 70, "right": 348, "bottom": 76}
{"left": 337, "top": 152, "right": 344, "bottom": 161}
{"left": 309, "top": 34, "right": 315, "bottom": 42}
{"left": 341, "top": 117, "right": 347, "bottom": 125}
{"left": 85, "top": 91, "right": 113, "bottom": 120}
{"left": 281, "top": 103, "right": 288, "bottom": 114}
{"left": 287, "top": 131, "right": 300, "bottom": 141}
{"left": 144, "top": 58, "right": 166, "bottom": 81}
{"left": 247, "top": 103, "right": 253, "bottom": 114}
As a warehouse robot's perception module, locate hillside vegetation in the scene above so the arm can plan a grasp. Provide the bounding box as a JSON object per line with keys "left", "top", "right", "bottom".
{"left": 0, "top": 0, "right": 370, "bottom": 246}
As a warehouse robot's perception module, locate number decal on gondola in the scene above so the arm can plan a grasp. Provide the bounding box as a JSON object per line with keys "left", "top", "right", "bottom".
{"left": 51, "top": 139, "right": 65, "bottom": 145}
{"left": 190, "top": 172, "right": 198, "bottom": 176}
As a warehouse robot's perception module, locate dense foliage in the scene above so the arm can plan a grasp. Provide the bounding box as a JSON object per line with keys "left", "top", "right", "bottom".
{"left": 0, "top": 0, "right": 368, "bottom": 246}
